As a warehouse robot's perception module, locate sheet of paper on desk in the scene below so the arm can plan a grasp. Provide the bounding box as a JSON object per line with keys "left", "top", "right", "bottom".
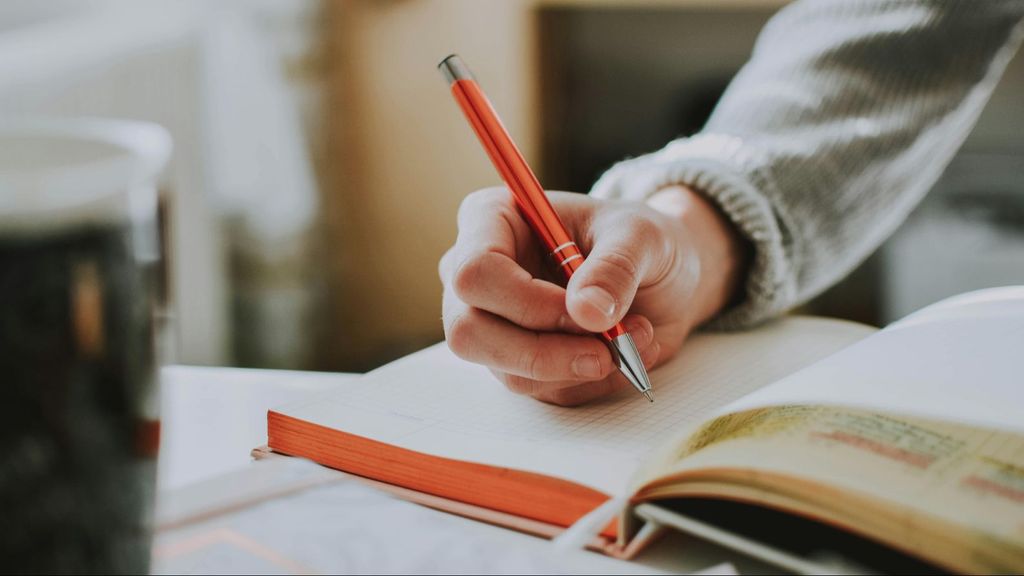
{"left": 152, "top": 459, "right": 667, "bottom": 575}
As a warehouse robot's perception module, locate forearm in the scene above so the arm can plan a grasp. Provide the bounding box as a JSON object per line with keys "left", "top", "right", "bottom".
{"left": 592, "top": 0, "right": 1024, "bottom": 327}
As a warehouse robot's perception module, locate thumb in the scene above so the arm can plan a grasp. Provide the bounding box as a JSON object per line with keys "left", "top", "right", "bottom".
{"left": 565, "top": 218, "right": 664, "bottom": 333}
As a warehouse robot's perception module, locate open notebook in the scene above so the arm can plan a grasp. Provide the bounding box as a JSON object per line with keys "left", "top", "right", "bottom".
{"left": 267, "top": 287, "right": 1024, "bottom": 573}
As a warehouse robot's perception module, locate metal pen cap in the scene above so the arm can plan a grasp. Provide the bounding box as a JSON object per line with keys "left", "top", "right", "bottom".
{"left": 439, "top": 54, "right": 473, "bottom": 86}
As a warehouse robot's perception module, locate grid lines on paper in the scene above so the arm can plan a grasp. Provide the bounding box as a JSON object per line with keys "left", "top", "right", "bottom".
{"left": 333, "top": 321, "right": 857, "bottom": 455}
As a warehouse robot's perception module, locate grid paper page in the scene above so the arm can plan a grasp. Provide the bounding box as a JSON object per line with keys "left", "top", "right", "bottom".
{"left": 278, "top": 317, "right": 873, "bottom": 494}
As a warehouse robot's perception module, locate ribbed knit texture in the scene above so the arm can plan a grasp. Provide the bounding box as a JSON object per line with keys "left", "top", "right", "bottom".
{"left": 591, "top": 0, "right": 1024, "bottom": 328}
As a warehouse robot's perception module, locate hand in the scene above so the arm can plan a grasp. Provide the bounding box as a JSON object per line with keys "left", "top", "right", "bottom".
{"left": 439, "top": 184, "right": 748, "bottom": 406}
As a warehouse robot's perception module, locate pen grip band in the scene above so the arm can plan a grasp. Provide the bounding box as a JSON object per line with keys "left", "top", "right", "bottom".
{"left": 551, "top": 241, "right": 583, "bottom": 275}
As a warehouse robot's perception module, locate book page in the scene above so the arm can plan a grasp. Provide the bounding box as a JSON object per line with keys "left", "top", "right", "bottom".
{"left": 717, "top": 287, "right": 1024, "bottom": 435}
{"left": 274, "top": 317, "right": 873, "bottom": 495}
{"left": 641, "top": 406, "right": 1024, "bottom": 573}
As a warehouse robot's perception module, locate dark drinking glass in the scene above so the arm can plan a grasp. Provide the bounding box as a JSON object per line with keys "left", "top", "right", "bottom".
{"left": 0, "top": 119, "right": 170, "bottom": 573}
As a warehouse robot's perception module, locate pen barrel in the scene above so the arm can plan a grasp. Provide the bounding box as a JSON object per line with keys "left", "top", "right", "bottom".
{"left": 449, "top": 79, "right": 580, "bottom": 278}
{"left": 444, "top": 64, "right": 625, "bottom": 343}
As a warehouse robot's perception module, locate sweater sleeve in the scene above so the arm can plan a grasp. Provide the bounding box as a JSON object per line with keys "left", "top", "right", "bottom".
{"left": 591, "top": 0, "right": 1024, "bottom": 328}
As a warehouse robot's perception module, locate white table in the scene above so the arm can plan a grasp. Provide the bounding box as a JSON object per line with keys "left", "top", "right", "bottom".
{"left": 156, "top": 365, "right": 772, "bottom": 574}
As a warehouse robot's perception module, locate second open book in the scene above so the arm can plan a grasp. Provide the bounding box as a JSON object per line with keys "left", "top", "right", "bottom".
{"left": 267, "top": 287, "right": 1024, "bottom": 573}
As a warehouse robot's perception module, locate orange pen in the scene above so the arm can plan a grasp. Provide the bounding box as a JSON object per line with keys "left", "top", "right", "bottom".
{"left": 439, "top": 54, "right": 653, "bottom": 402}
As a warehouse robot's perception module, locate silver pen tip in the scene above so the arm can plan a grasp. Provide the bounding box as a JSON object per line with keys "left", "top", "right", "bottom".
{"left": 609, "top": 332, "right": 654, "bottom": 402}
{"left": 643, "top": 389, "right": 654, "bottom": 403}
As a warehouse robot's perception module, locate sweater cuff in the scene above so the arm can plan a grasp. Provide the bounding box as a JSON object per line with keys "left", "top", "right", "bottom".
{"left": 590, "top": 133, "right": 794, "bottom": 329}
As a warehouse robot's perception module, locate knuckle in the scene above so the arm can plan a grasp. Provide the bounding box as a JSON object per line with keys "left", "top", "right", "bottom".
{"left": 626, "top": 214, "right": 660, "bottom": 246}
{"left": 542, "top": 388, "right": 584, "bottom": 407}
{"left": 595, "top": 249, "right": 639, "bottom": 284}
{"left": 501, "top": 374, "right": 536, "bottom": 396}
{"left": 460, "top": 187, "right": 507, "bottom": 215}
{"left": 445, "top": 310, "right": 478, "bottom": 358}
{"left": 519, "top": 342, "right": 547, "bottom": 381}
{"left": 451, "top": 252, "right": 489, "bottom": 299}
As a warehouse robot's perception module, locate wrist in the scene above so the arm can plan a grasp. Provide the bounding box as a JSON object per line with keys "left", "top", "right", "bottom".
{"left": 646, "top": 184, "right": 750, "bottom": 326}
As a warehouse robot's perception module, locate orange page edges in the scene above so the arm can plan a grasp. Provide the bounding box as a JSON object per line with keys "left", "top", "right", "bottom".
{"left": 267, "top": 410, "right": 617, "bottom": 539}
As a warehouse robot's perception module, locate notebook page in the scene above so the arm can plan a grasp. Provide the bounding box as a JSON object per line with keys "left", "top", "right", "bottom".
{"left": 722, "top": 287, "right": 1024, "bottom": 434}
{"left": 275, "top": 317, "right": 873, "bottom": 495}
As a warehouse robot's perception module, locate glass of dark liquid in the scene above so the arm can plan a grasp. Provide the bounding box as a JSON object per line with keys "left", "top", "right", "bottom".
{"left": 0, "top": 119, "right": 170, "bottom": 573}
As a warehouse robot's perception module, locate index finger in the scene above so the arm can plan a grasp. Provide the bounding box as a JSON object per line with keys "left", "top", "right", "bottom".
{"left": 456, "top": 187, "right": 534, "bottom": 259}
{"left": 440, "top": 189, "right": 514, "bottom": 279}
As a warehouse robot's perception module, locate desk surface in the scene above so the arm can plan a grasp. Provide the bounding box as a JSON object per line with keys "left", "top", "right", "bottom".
{"left": 156, "top": 365, "right": 774, "bottom": 574}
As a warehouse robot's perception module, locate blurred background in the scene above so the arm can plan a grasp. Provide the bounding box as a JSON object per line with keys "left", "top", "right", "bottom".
{"left": 4, "top": 0, "right": 1020, "bottom": 373}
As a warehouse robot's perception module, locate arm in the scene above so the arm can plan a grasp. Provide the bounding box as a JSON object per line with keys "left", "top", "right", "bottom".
{"left": 593, "top": 0, "right": 1024, "bottom": 327}
{"left": 439, "top": 0, "right": 1024, "bottom": 406}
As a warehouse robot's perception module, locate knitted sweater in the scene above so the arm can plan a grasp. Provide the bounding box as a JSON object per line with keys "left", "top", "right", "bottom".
{"left": 590, "top": 0, "right": 1024, "bottom": 328}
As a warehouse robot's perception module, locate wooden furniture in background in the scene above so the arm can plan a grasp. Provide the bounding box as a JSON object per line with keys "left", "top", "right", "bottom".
{"left": 322, "top": 0, "right": 540, "bottom": 370}
{"left": 319, "top": 0, "right": 782, "bottom": 371}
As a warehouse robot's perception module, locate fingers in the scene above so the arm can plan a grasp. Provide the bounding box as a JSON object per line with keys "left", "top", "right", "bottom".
{"left": 449, "top": 250, "right": 581, "bottom": 332}
{"left": 443, "top": 289, "right": 616, "bottom": 382}
{"left": 453, "top": 187, "right": 531, "bottom": 261}
{"left": 566, "top": 215, "right": 669, "bottom": 333}
{"left": 503, "top": 373, "right": 627, "bottom": 406}
{"left": 441, "top": 187, "right": 582, "bottom": 333}
{"left": 444, "top": 291, "right": 661, "bottom": 406}
{"left": 501, "top": 319, "right": 662, "bottom": 407}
